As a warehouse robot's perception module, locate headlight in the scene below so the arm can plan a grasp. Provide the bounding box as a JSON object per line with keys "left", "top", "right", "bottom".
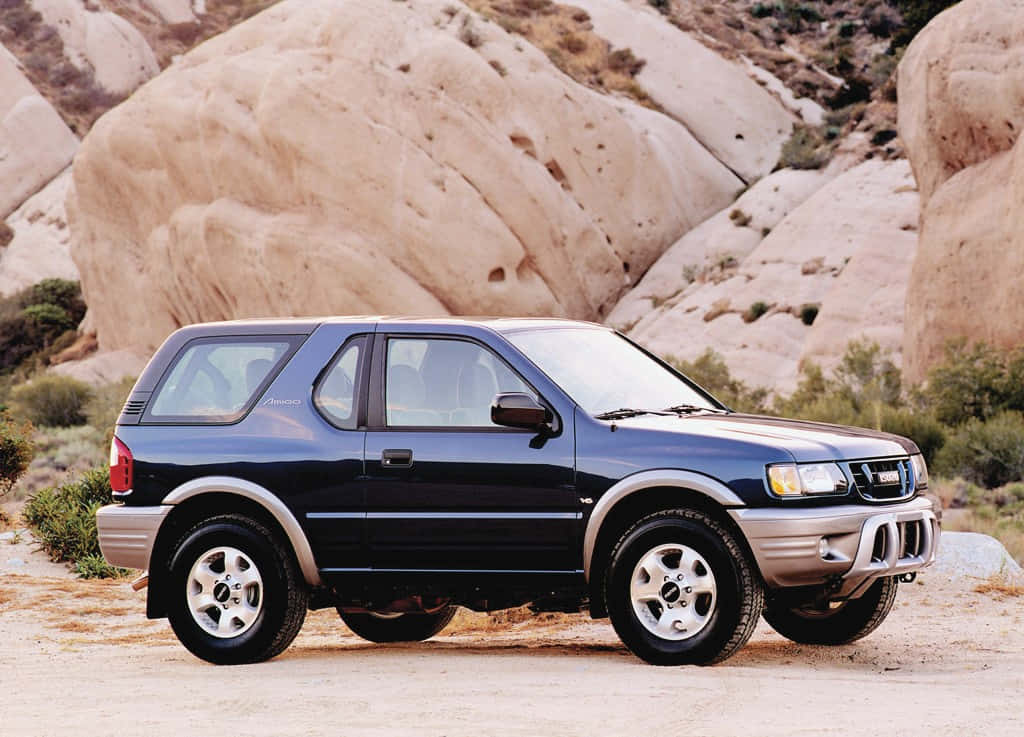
{"left": 910, "top": 453, "right": 929, "bottom": 489}
{"left": 768, "top": 463, "right": 849, "bottom": 497}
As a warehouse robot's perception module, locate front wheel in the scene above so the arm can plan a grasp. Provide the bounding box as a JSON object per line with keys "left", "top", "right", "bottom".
{"left": 604, "top": 508, "right": 763, "bottom": 666}
{"left": 338, "top": 606, "right": 457, "bottom": 643}
{"left": 763, "top": 576, "right": 898, "bottom": 645}
{"left": 166, "top": 514, "right": 308, "bottom": 664}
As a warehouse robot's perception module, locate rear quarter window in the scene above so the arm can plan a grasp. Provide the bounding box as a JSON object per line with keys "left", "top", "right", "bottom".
{"left": 145, "top": 335, "right": 303, "bottom": 424}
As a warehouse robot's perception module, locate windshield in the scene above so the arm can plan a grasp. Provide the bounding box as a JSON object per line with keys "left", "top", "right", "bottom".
{"left": 506, "top": 327, "right": 720, "bottom": 416}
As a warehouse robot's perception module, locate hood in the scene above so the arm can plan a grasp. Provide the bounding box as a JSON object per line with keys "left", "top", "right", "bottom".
{"left": 611, "top": 412, "right": 917, "bottom": 462}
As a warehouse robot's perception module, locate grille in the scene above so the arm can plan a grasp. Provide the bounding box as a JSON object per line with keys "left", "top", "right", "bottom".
{"left": 849, "top": 458, "right": 915, "bottom": 502}
{"left": 121, "top": 399, "right": 147, "bottom": 416}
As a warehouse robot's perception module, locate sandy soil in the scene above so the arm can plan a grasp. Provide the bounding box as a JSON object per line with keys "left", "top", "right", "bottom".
{"left": 2, "top": 535, "right": 1022, "bottom": 737}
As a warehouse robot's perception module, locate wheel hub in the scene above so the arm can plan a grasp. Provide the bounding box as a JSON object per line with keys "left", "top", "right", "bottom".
{"left": 629, "top": 543, "right": 717, "bottom": 641}
{"left": 186, "top": 546, "right": 264, "bottom": 639}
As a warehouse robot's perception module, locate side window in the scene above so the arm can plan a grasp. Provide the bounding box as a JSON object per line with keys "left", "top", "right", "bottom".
{"left": 147, "top": 337, "right": 298, "bottom": 423}
{"left": 385, "top": 338, "right": 534, "bottom": 428}
{"left": 314, "top": 338, "right": 364, "bottom": 429}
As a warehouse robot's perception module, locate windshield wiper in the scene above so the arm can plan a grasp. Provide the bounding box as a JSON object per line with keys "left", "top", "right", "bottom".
{"left": 594, "top": 407, "right": 669, "bottom": 420}
{"left": 663, "top": 404, "right": 728, "bottom": 415}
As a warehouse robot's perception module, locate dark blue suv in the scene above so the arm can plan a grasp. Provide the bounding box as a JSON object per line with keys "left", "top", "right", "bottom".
{"left": 97, "top": 317, "right": 939, "bottom": 665}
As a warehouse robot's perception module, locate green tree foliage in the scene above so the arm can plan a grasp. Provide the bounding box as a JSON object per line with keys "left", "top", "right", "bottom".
{"left": 0, "top": 411, "right": 35, "bottom": 496}
{"left": 919, "top": 340, "right": 1024, "bottom": 426}
{"left": 0, "top": 278, "right": 86, "bottom": 374}
{"left": 935, "top": 411, "right": 1024, "bottom": 488}
{"left": 670, "top": 349, "right": 769, "bottom": 414}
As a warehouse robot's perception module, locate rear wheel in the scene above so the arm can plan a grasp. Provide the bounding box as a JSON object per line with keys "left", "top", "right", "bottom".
{"left": 604, "top": 508, "right": 763, "bottom": 666}
{"left": 338, "top": 606, "right": 457, "bottom": 643}
{"left": 763, "top": 576, "right": 898, "bottom": 645}
{"left": 166, "top": 514, "right": 308, "bottom": 664}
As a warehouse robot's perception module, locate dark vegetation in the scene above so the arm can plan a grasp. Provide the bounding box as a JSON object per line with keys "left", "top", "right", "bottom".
{"left": 22, "top": 468, "right": 130, "bottom": 578}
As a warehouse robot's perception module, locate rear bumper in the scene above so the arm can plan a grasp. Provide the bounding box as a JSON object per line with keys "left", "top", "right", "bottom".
{"left": 96, "top": 504, "right": 172, "bottom": 570}
{"left": 730, "top": 495, "right": 939, "bottom": 598}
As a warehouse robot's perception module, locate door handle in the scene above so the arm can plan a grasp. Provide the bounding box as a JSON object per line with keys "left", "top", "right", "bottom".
{"left": 381, "top": 448, "right": 413, "bottom": 468}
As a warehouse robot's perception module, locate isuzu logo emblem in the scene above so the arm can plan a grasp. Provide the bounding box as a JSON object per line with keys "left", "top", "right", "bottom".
{"left": 875, "top": 470, "right": 900, "bottom": 485}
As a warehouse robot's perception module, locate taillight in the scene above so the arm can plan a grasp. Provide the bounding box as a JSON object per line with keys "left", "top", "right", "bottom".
{"left": 110, "top": 436, "right": 133, "bottom": 493}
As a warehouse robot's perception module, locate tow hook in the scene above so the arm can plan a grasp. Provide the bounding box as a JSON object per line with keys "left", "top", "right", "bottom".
{"left": 899, "top": 572, "right": 916, "bottom": 584}
{"left": 131, "top": 572, "right": 150, "bottom": 591}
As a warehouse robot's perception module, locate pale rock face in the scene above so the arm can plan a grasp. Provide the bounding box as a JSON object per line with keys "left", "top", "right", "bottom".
{"left": 567, "top": 0, "right": 794, "bottom": 182}
{"left": 0, "top": 169, "right": 78, "bottom": 296}
{"left": 49, "top": 348, "right": 148, "bottom": 384}
{"left": 140, "top": 0, "right": 197, "bottom": 24}
{"left": 67, "top": 0, "right": 742, "bottom": 354}
{"left": 622, "top": 160, "right": 919, "bottom": 393}
{"left": 0, "top": 46, "right": 79, "bottom": 219}
{"left": 607, "top": 168, "right": 830, "bottom": 332}
{"left": 898, "top": 0, "right": 1024, "bottom": 382}
{"left": 31, "top": 0, "right": 160, "bottom": 96}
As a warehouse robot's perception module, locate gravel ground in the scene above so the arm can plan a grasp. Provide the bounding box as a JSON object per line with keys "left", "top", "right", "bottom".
{"left": 1, "top": 531, "right": 1022, "bottom": 737}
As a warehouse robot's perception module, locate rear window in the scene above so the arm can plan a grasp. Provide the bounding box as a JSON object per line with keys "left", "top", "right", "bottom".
{"left": 145, "top": 335, "right": 302, "bottom": 423}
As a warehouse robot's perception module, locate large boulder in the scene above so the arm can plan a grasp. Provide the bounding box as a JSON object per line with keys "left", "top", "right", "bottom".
{"left": 618, "top": 160, "right": 919, "bottom": 393}
{"left": 67, "top": 0, "right": 742, "bottom": 354}
{"left": 567, "top": 0, "right": 794, "bottom": 182}
{"left": 898, "top": 0, "right": 1024, "bottom": 382}
{"left": 31, "top": 0, "right": 160, "bottom": 96}
{"left": 0, "top": 45, "right": 78, "bottom": 219}
{"left": 0, "top": 169, "right": 77, "bottom": 296}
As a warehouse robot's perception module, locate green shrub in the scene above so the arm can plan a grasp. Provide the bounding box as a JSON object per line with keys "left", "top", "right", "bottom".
{"left": 0, "top": 411, "right": 35, "bottom": 496}
{"left": 934, "top": 411, "right": 1024, "bottom": 488}
{"left": 0, "top": 279, "right": 86, "bottom": 373}
{"left": 921, "top": 340, "right": 1024, "bottom": 426}
{"left": 743, "top": 301, "right": 770, "bottom": 323}
{"left": 21, "top": 303, "right": 74, "bottom": 332}
{"left": 74, "top": 553, "right": 131, "bottom": 580}
{"left": 777, "top": 126, "right": 829, "bottom": 170}
{"left": 22, "top": 467, "right": 112, "bottom": 564}
{"left": 877, "top": 406, "right": 946, "bottom": 466}
{"left": 799, "top": 303, "right": 819, "bottom": 326}
{"left": 85, "top": 376, "right": 136, "bottom": 442}
{"left": 10, "top": 374, "right": 93, "bottom": 427}
{"left": 669, "top": 349, "right": 769, "bottom": 414}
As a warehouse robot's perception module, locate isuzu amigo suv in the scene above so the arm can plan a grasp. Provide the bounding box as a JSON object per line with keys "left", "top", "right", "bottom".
{"left": 97, "top": 317, "right": 939, "bottom": 665}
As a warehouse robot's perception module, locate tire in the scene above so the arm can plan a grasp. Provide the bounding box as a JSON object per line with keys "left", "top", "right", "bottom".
{"left": 604, "top": 508, "right": 763, "bottom": 666}
{"left": 338, "top": 606, "right": 457, "bottom": 643}
{"left": 763, "top": 576, "right": 898, "bottom": 646}
{"left": 166, "top": 514, "right": 308, "bottom": 665}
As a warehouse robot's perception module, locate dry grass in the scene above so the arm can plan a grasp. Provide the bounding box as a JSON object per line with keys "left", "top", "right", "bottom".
{"left": 462, "top": 0, "right": 661, "bottom": 111}
{"left": 974, "top": 580, "right": 1024, "bottom": 598}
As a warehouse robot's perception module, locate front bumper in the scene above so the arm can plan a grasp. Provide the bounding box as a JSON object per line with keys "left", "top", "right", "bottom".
{"left": 730, "top": 495, "right": 939, "bottom": 599}
{"left": 96, "top": 504, "right": 172, "bottom": 570}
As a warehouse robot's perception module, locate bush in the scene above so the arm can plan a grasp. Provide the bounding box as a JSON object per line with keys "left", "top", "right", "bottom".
{"left": 23, "top": 468, "right": 109, "bottom": 563}
{"left": 10, "top": 374, "right": 93, "bottom": 427}
{"left": 669, "top": 349, "right": 769, "bottom": 414}
{"left": 0, "top": 411, "right": 34, "bottom": 496}
{"left": 777, "top": 126, "right": 828, "bottom": 170}
{"left": 799, "top": 303, "right": 819, "bottom": 326}
{"left": 0, "top": 279, "right": 86, "bottom": 374}
{"left": 85, "top": 376, "right": 136, "bottom": 441}
{"left": 21, "top": 303, "right": 74, "bottom": 332}
{"left": 934, "top": 411, "right": 1024, "bottom": 488}
{"left": 892, "top": 0, "right": 961, "bottom": 48}
{"left": 743, "top": 301, "right": 770, "bottom": 323}
{"left": 921, "top": 340, "right": 1024, "bottom": 426}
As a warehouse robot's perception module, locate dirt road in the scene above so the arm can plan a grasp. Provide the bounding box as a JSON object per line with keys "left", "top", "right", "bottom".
{"left": 2, "top": 545, "right": 1022, "bottom": 737}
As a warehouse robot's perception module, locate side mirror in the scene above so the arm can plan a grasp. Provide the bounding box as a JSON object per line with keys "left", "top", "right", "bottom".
{"left": 491, "top": 393, "right": 553, "bottom": 431}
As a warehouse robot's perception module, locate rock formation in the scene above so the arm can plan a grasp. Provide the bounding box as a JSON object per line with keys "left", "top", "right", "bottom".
{"left": 899, "top": 0, "right": 1024, "bottom": 382}
{"left": 613, "top": 160, "right": 919, "bottom": 393}
{"left": 0, "top": 45, "right": 78, "bottom": 220}
{"left": 67, "top": 0, "right": 760, "bottom": 353}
